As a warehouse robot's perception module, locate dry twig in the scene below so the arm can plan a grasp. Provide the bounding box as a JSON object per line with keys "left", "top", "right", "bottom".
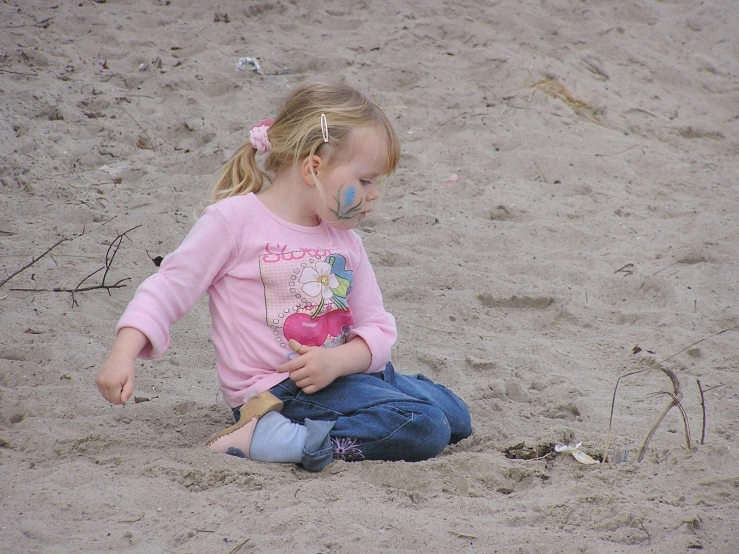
{"left": 0, "top": 67, "right": 39, "bottom": 76}
{"left": 697, "top": 378, "right": 707, "bottom": 446}
{"left": 118, "top": 513, "right": 145, "bottom": 524}
{"left": 449, "top": 530, "right": 478, "bottom": 539}
{"left": 1, "top": 217, "right": 116, "bottom": 289}
{"left": 10, "top": 226, "right": 140, "bottom": 306}
{"left": 602, "top": 369, "right": 646, "bottom": 463}
{"left": 227, "top": 538, "right": 250, "bottom": 554}
{"left": 595, "top": 145, "right": 638, "bottom": 157}
{"left": 639, "top": 382, "right": 691, "bottom": 461}
{"left": 697, "top": 380, "right": 726, "bottom": 445}
{"left": 0, "top": 236, "right": 73, "bottom": 289}
{"left": 118, "top": 105, "right": 158, "bottom": 150}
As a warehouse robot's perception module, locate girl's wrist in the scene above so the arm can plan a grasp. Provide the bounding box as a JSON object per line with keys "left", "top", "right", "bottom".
{"left": 110, "top": 327, "right": 149, "bottom": 360}
{"left": 334, "top": 337, "right": 372, "bottom": 376}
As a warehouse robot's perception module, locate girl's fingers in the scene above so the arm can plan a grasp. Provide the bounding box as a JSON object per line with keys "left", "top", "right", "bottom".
{"left": 109, "top": 385, "right": 124, "bottom": 405}
{"left": 121, "top": 377, "right": 134, "bottom": 405}
{"left": 288, "top": 339, "right": 313, "bottom": 355}
{"left": 280, "top": 359, "right": 305, "bottom": 373}
{"left": 276, "top": 354, "right": 308, "bottom": 373}
{"left": 294, "top": 376, "right": 313, "bottom": 389}
{"left": 101, "top": 386, "right": 115, "bottom": 404}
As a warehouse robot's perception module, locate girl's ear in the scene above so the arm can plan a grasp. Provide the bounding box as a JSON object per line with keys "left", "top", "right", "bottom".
{"left": 300, "top": 155, "right": 323, "bottom": 186}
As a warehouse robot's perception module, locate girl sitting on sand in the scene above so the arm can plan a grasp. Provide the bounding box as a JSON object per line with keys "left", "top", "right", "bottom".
{"left": 95, "top": 82, "right": 471, "bottom": 471}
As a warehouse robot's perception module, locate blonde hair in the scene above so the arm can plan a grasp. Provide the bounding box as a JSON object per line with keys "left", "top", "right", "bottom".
{"left": 211, "top": 82, "right": 401, "bottom": 204}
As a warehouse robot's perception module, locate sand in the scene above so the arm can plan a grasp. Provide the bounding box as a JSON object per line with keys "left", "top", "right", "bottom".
{"left": 1, "top": 0, "right": 737, "bottom": 552}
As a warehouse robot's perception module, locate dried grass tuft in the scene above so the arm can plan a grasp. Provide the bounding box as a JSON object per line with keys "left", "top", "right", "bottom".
{"left": 603, "top": 326, "right": 736, "bottom": 463}
{"left": 530, "top": 78, "right": 602, "bottom": 125}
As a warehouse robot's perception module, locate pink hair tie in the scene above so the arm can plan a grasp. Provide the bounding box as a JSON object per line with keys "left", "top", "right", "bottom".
{"left": 249, "top": 118, "right": 273, "bottom": 154}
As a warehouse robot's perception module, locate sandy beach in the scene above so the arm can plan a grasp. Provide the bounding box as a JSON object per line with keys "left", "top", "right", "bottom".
{"left": 1, "top": 0, "right": 737, "bottom": 552}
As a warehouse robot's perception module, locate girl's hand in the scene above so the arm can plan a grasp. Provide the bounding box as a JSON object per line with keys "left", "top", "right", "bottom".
{"left": 95, "top": 327, "right": 148, "bottom": 405}
{"left": 276, "top": 340, "right": 343, "bottom": 394}
{"left": 276, "top": 337, "right": 373, "bottom": 394}
{"left": 96, "top": 354, "right": 136, "bottom": 405}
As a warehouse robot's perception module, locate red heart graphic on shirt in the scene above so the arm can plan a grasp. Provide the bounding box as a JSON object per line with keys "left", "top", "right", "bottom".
{"left": 283, "top": 309, "right": 353, "bottom": 347}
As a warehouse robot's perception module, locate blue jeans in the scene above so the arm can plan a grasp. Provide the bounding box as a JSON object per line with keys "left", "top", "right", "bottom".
{"left": 234, "top": 362, "right": 472, "bottom": 471}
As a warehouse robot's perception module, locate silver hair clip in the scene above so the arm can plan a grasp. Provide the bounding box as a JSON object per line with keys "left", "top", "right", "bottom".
{"left": 320, "top": 113, "right": 329, "bottom": 143}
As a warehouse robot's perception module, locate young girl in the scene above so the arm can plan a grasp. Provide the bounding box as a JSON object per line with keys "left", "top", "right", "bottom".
{"left": 96, "top": 82, "right": 471, "bottom": 471}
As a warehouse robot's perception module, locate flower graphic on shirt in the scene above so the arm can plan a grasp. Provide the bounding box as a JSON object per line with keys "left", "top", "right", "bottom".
{"left": 298, "top": 255, "right": 352, "bottom": 317}
{"left": 300, "top": 261, "right": 339, "bottom": 300}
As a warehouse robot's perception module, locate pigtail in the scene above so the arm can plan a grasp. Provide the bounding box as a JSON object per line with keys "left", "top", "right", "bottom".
{"left": 210, "top": 142, "right": 271, "bottom": 204}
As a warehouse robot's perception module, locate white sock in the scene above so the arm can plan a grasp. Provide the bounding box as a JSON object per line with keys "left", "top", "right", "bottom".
{"left": 249, "top": 411, "right": 307, "bottom": 463}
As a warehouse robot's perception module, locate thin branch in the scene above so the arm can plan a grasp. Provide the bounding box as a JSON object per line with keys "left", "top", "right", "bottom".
{"left": 9, "top": 280, "right": 131, "bottom": 295}
{"left": 635, "top": 399, "right": 674, "bottom": 461}
{"left": 69, "top": 225, "right": 140, "bottom": 306}
{"left": 602, "top": 370, "right": 647, "bottom": 463}
{"left": 71, "top": 161, "right": 86, "bottom": 187}
{"left": 118, "top": 106, "right": 158, "bottom": 150}
{"left": 0, "top": 67, "right": 38, "bottom": 76}
{"left": 660, "top": 328, "right": 736, "bottom": 364}
{"left": 60, "top": 279, "right": 132, "bottom": 293}
{"left": 0, "top": 217, "right": 116, "bottom": 289}
{"left": 697, "top": 379, "right": 706, "bottom": 445}
{"left": 648, "top": 261, "right": 679, "bottom": 278}
{"left": 73, "top": 266, "right": 106, "bottom": 291}
{"left": 697, "top": 380, "right": 725, "bottom": 445}
{"left": 432, "top": 111, "right": 468, "bottom": 135}
{"left": 0, "top": 237, "right": 73, "bottom": 288}
{"left": 647, "top": 390, "right": 691, "bottom": 450}
{"left": 595, "top": 145, "right": 638, "bottom": 157}
{"left": 639, "top": 519, "right": 651, "bottom": 543}
{"left": 636, "top": 368, "right": 685, "bottom": 461}
{"left": 118, "top": 513, "right": 145, "bottom": 524}
{"left": 8, "top": 225, "right": 139, "bottom": 306}
{"left": 227, "top": 539, "right": 250, "bottom": 554}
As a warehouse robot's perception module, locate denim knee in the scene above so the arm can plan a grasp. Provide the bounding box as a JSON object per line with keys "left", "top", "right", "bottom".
{"left": 400, "top": 405, "right": 452, "bottom": 462}
{"left": 451, "top": 405, "right": 473, "bottom": 443}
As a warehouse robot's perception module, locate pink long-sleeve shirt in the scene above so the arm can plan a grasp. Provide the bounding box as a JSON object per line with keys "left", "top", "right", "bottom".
{"left": 117, "top": 193, "right": 397, "bottom": 407}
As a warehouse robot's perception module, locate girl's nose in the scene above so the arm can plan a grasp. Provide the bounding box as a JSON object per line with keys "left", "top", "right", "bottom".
{"left": 366, "top": 183, "right": 380, "bottom": 202}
